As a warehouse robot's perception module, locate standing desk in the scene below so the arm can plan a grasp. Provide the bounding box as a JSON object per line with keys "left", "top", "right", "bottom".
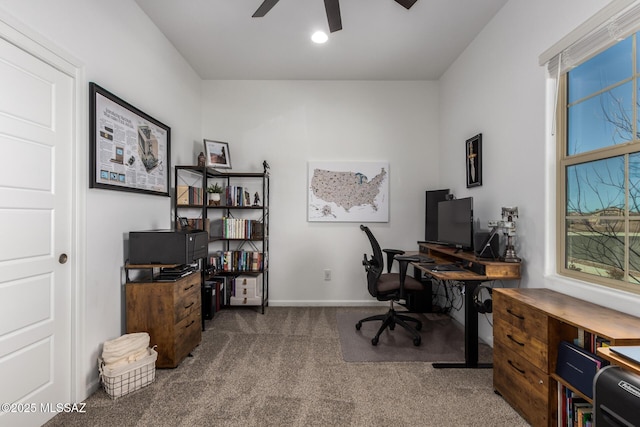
{"left": 412, "top": 243, "right": 521, "bottom": 369}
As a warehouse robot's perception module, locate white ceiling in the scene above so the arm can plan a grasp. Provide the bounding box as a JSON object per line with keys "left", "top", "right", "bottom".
{"left": 134, "top": 0, "right": 508, "bottom": 80}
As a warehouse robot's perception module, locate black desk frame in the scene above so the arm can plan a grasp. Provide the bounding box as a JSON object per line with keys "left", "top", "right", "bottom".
{"left": 412, "top": 243, "right": 521, "bottom": 369}
{"left": 431, "top": 279, "right": 492, "bottom": 369}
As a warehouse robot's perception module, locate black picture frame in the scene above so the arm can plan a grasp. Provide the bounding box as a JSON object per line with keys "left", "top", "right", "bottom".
{"left": 89, "top": 82, "right": 171, "bottom": 196}
{"left": 466, "top": 133, "right": 482, "bottom": 188}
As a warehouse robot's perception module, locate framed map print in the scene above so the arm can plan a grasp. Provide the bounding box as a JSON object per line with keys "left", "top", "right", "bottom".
{"left": 308, "top": 161, "right": 389, "bottom": 222}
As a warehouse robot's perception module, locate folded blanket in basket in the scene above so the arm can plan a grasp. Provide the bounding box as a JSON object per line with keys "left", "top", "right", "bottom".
{"left": 102, "top": 332, "right": 150, "bottom": 368}
{"left": 99, "top": 347, "right": 158, "bottom": 399}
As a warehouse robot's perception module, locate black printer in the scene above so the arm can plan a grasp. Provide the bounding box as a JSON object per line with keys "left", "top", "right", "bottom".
{"left": 128, "top": 229, "right": 208, "bottom": 265}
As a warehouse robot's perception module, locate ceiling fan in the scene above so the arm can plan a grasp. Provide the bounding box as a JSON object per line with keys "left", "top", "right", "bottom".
{"left": 252, "top": 0, "right": 419, "bottom": 33}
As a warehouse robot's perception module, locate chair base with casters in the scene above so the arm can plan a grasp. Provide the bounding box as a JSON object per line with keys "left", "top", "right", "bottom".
{"left": 356, "top": 300, "right": 422, "bottom": 346}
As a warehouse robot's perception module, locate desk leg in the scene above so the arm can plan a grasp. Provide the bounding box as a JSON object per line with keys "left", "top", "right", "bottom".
{"left": 433, "top": 281, "right": 492, "bottom": 369}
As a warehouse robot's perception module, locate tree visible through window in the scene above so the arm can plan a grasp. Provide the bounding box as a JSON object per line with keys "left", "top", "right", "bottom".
{"left": 560, "top": 32, "right": 640, "bottom": 292}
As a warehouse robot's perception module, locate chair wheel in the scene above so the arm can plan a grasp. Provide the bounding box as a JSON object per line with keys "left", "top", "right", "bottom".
{"left": 371, "top": 337, "right": 379, "bottom": 346}
{"left": 355, "top": 322, "right": 362, "bottom": 330}
{"left": 389, "top": 322, "right": 395, "bottom": 331}
{"left": 415, "top": 323, "right": 422, "bottom": 331}
{"left": 413, "top": 337, "right": 421, "bottom": 346}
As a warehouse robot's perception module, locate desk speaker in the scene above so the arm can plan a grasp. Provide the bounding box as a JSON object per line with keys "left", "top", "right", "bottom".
{"left": 474, "top": 231, "right": 499, "bottom": 259}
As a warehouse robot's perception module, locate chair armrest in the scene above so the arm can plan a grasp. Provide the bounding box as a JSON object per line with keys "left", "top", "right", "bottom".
{"left": 394, "top": 255, "right": 421, "bottom": 263}
{"left": 394, "top": 255, "right": 421, "bottom": 297}
{"left": 383, "top": 249, "right": 405, "bottom": 273}
{"left": 383, "top": 249, "right": 405, "bottom": 256}
{"left": 395, "top": 255, "right": 421, "bottom": 277}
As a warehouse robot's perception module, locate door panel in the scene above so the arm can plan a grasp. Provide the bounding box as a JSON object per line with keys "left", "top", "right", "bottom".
{"left": 0, "top": 135, "right": 53, "bottom": 191}
{"left": 0, "top": 33, "right": 73, "bottom": 426}
{"left": 0, "top": 275, "right": 51, "bottom": 337}
{"left": 0, "top": 209, "right": 51, "bottom": 260}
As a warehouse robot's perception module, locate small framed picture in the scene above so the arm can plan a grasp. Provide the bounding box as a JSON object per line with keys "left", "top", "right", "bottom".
{"left": 466, "top": 133, "right": 482, "bottom": 188}
{"left": 204, "top": 139, "right": 232, "bottom": 169}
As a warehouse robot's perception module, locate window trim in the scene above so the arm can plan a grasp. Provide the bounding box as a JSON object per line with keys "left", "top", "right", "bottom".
{"left": 556, "top": 59, "right": 640, "bottom": 294}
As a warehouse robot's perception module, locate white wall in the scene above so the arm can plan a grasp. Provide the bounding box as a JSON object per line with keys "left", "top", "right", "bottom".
{"left": 201, "top": 80, "right": 440, "bottom": 304}
{"left": 0, "top": 0, "right": 202, "bottom": 399}
{"left": 439, "top": 0, "right": 640, "bottom": 345}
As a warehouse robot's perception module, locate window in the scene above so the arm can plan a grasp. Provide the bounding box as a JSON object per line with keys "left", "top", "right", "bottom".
{"left": 558, "top": 31, "right": 640, "bottom": 293}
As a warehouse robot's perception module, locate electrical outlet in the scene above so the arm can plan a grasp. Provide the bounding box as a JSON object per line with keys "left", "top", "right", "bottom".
{"left": 324, "top": 269, "right": 331, "bottom": 281}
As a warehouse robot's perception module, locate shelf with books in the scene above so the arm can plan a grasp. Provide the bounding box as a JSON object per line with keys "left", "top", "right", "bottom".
{"left": 174, "top": 163, "right": 269, "bottom": 314}
{"left": 558, "top": 384, "right": 593, "bottom": 427}
{"left": 209, "top": 217, "right": 264, "bottom": 240}
{"left": 208, "top": 250, "right": 265, "bottom": 273}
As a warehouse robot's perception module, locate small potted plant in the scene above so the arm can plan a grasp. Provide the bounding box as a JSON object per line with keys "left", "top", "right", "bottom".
{"left": 207, "top": 182, "right": 223, "bottom": 206}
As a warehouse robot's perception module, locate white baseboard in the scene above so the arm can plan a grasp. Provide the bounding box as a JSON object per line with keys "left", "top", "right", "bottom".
{"left": 268, "top": 300, "right": 387, "bottom": 307}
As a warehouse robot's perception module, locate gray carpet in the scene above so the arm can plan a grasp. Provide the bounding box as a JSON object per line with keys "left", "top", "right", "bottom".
{"left": 337, "top": 310, "right": 493, "bottom": 363}
{"left": 44, "top": 307, "right": 526, "bottom": 427}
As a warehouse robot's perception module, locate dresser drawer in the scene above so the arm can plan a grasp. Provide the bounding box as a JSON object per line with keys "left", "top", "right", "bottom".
{"left": 494, "top": 291, "right": 548, "bottom": 342}
{"left": 234, "top": 274, "right": 262, "bottom": 297}
{"left": 174, "top": 282, "right": 200, "bottom": 322}
{"left": 230, "top": 296, "right": 262, "bottom": 306}
{"left": 173, "top": 273, "right": 200, "bottom": 321}
{"left": 174, "top": 309, "right": 201, "bottom": 361}
{"left": 174, "top": 272, "right": 200, "bottom": 299}
{"left": 494, "top": 318, "right": 548, "bottom": 372}
{"left": 494, "top": 342, "right": 550, "bottom": 427}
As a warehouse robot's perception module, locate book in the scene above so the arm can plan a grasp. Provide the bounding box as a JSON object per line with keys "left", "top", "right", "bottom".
{"left": 575, "top": 405, "right": 592, "bottom": 427}
{"left": 556, "top": 341, "right": 609, "bottom": 399}
{"left": 176, "top": 185, "right": 189, "bottom": 205}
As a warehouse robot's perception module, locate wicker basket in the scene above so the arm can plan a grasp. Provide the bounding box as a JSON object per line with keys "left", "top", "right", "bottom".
{"left": 98, "top": 347, "right": 157, "bottom": 399}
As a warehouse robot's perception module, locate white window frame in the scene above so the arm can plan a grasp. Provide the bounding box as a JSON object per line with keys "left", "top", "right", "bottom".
{"left": 541, "top": 0, "right": 640, "bottom": 294}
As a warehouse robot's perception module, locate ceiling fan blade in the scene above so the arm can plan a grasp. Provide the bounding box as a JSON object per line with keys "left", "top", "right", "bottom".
{"left": 394, "top": 0, "right": 418, "bottom": 9}
{"left": 252, "top": 0, "right": 280, "bottom": 17}
{"left": 324, "top": 0, "right": 342, "bottom": 33}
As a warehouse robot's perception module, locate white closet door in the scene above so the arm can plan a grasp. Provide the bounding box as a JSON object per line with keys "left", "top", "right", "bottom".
{"left": 0, "top": 34, "right": 73, "bottom": 427}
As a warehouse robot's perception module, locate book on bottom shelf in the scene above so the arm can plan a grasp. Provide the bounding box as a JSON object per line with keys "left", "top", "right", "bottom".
{"left": 560, "top": 385, "right": 593, "bottom": 427}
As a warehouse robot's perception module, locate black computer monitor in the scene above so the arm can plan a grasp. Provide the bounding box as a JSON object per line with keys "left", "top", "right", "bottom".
{"left": 425, "top": 189, "right": 450, "bottom": 242}
{"left": 437, "top": 197, "right": 473, "bottom": 251}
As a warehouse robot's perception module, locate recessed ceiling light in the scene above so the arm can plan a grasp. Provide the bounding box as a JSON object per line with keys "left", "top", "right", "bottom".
{"left": 311, "top": 31, "right": 328, "bottom": 44}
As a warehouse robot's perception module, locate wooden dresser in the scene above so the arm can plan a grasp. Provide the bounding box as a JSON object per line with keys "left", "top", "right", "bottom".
{"left": 125, "top": 270, "right": 202, "bottom": 368}
{"left": 493, "top": 288, "right": 640, "bottom": 426}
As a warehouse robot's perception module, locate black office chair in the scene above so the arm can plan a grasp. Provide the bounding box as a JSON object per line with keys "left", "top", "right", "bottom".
{"left": 357, "top": 225, "right": 424, "bottom": 346}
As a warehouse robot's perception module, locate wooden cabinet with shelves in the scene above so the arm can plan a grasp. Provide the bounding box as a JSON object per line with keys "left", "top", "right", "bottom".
{"left": 493, "top": 288, "right": 640, "bottom": 426}
{"left": 125, "top": 265, "right": 202, "bottom": 368}
{"left": 174, "top": 164, "right": 269, "bottom": 313}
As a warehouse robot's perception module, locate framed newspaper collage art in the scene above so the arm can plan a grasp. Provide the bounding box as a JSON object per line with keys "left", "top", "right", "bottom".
{"left": 89, "top": 82, "right": 171, "bottom": 196}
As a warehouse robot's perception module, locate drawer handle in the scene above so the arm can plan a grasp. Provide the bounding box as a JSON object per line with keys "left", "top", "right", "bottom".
{"left": 508, "top": 359, "right": 526, "bottom": 375}
{"left": 185, "top": 320, "right": 195, "bottom": 328}
{"left": 184, "top": 302, "right": 194, "bottom": 309}
{"left": 507, "top": 334, "right": 525, "bottom": 347}
{"left": 506, "top": 308, "right": 525, "bottom": 320}
{"left": 184, "top": 284, "right": 195, "bottom": 291}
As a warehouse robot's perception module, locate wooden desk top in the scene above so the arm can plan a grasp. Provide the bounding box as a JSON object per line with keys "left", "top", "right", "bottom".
{"left": 597, "top": 347, "right": 640, "bottom": 376}
{"left": 413, "top": 243, "right": 521, "bottom": 282}
{"left": 495, "top": 288, "right": 640, "bottom": 344}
